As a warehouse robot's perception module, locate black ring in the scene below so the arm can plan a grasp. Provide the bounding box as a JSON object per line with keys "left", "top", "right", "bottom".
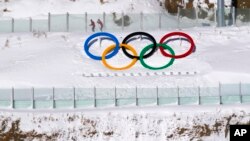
{"left": 122, "top": 32, "right": 157, "bottom": 59}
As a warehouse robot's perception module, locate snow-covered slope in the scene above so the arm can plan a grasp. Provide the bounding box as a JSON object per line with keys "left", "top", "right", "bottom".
{"left": 0, "top": 0, "right": 234, "bottom": 18}
{"left": 1, "top": 105, "right": 250, "bottom": 141}
{"left": 0, "top": 0, "right": 163, "bottom": 18}
{"left": 1, "top": 27, "right": 250, "bottom": 87}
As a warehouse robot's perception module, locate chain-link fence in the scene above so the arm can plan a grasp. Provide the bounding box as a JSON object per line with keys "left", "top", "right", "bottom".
{"left": 0, "top": 83, "right": 249, "bottom": 109}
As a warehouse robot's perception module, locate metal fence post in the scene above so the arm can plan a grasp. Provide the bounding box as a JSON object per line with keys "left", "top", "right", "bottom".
{"left": 73, "top": 87, "right": 76, "bottom": 108}
{"left": 52, "top": 87, "right": 55, "bottom": 109}
{"left": 32, "top": 87, "right": 34, "bottom": 109}
{"left": 156, "top": 86, "right": 159, "bottom": 106}
{"left": 249, "top": 8, "right": 250, "bottom": 26}
{"left": 48, "top": 12, "right": 51, "bottom": 32}
{"left": 11, "top": 18, "right": 14, "bottom": 33}
{"left": 114, "top": 87, "right": 117, "bottom": 107}
{"left": 177, "top": 7, "right": 180, "bottom": 29}
{"left": 195, "top": 8, "right": 199, "bottom": 27}
{"left": 103, "top": 12, "right": 106, "bottom": 31}
{"left": 159, "top": 12, "right": 162, "bottom": 30}
{"left": 232, "top": 6, "right": 236, "bottom": 26}
{"left": 94, "top": 87, "right": 96, "bottom": 107}
{"left": 239, "top": 82, "right": 242, "bottom": 104}
{"left": 135, "top": 86, "right": 138, "bottom": 106}
{"left": 217, "top": 0, "right": 225, "bottom": 27}
{"left": 198, "top": 86, "right": 201, "bottom": 105}
{"left": 177, "top": 86, "right": 180, "bottom": 105}
{"left": 214, "top": 7, "right": 217, "bottom": 27}
{"left": 85, "top": 12, "right": 88, "bottom": 32}
{"left": 29, "top": 17, "right": 32, "bottom": 32}
{"left": 66, "top": 12, "right": 69, "bottom": 32}
{"left": 122, "top": 12, "right": 124, "bottom": 31}
{"left": 140, "top": 12, "right": 143, "bottom": 31}
{"left": 11, "top": 87, "right": 14, "bottom": 109}
{"left": 219, "top": 82, "right": 222, "bottom": 105}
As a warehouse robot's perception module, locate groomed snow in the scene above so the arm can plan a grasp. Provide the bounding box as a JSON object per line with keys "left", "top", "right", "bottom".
{"left": 0, "top": 26, "right": 250, "bottom": 88}
{"left": 0, "top": 1, "right": 250, "bottom": 141}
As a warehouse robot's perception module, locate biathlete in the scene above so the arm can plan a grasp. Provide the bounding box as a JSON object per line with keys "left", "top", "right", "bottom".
{"left": 97, "top": 19, "right": 104, "bottom": 31}
{"left": 89, "top": 19, "right": 96, "bottom": 32}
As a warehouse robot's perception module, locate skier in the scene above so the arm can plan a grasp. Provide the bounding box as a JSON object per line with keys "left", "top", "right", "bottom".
{"left": 89, "top": 19, "right": 96, "bottom": 32}
{"left": 97, "top": 19, "right": 104, "bottom": 31}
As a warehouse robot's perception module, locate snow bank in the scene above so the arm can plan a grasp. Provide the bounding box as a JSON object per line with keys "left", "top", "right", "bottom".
{"left": 0, "top": 105, "right": 249, "bottom": 141}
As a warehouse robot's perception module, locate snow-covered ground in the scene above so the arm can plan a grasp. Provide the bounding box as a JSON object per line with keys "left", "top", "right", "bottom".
{"left": 1, "top": 0, "right": 250, "bottom": 141}
{"left": 1, "top": 105, "right": 250, "bottom": 141}
{"left": 0, "top": 0, "right": 233, "bottom": 18}
{"left": 0, "top": 0, "right": 244, "bottom": 88}
{"left": 1, "top": 27, "right": 250, "bottom": 87}
{"left": 0, "top": 0, "right": 164, "bottom": 18}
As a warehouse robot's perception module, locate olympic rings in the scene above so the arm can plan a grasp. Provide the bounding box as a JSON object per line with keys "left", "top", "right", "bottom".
{"left": 140, "top": 44, "right": 175, "bottom": 70}
{"left": 84, "top": 32, "right": 120, "bottom": 60}
{"left": 159, "top": 32, "right": 195, "bottom": 59}
{"left": 83, "top": 31, "right": 195, "bottom": 70}
{"left": 122, "top": 32, "right": 157, "bottom": 59}
{"left": 102, "top": 44, "right": 138, "bottom": 70}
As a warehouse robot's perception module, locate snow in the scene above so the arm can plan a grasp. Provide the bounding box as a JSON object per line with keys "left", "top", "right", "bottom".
{"left": 1, "top": 105, "right": 250, "bottom": 141}
{"left": 0, "top": 0, "right": 234, "bottom": 18}
{"left": 1, "top": 27, "right": 250, "bottom": 87}
{"left": 1, "top": 0, "right": 250, "bottom": 141}
{"left": 0, "top": 0, "right": 163, "bottom": 18}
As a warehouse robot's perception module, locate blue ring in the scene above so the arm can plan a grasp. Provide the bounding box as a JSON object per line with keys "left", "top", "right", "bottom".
{"left": 84, "top": 32, "right": 120, "bottom": 60}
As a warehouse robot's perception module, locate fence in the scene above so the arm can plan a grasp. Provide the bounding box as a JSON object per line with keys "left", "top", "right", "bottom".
{"left": 0, "top": 83, "right": 250, "bottom": 109}
{"left": 1, "top": 7, "right": 250, "bottom": 33}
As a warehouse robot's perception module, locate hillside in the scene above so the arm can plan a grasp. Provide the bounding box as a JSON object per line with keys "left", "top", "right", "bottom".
{"left": 0, "top": 0, "right": 234, "bottom": 18}
{"left": 1, "top": 1, "right": 250, "bottom": 141}
{"left": 1, "top": 105, "right": 250, "bottom": 141}
{"left": 0, "top": 0, "right": 163, "bottom": 18}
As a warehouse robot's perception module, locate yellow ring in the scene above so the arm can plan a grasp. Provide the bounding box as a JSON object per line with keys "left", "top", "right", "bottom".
{"left": 102, "top": 44, "right": 138, "bottom": 70}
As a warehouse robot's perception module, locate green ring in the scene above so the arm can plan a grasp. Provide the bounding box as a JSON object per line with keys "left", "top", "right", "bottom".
{"left": 140, "top": 44, "right": 175, "bottom": 70}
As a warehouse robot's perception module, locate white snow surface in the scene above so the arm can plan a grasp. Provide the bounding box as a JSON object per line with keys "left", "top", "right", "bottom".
{"left": 0, "top": 1, "right": 250, "bottom": 141}
{"left": 1, "top": 105, "right": 250, "bottom": 141}
{"left": 0, "top": 0, "right": 163, "bottom": 18}
{"left": 1, "top": 27, "right": 250, "bottom": 88}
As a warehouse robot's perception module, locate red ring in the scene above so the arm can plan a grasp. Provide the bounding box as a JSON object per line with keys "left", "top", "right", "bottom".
{"left": 159, "top": 32, "right": 195, "bottom": 59}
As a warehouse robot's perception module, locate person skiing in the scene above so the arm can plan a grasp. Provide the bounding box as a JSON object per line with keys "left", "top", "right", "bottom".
{"left": 89, "top": 19, "right": 96, "bottom": 32}
{"left": 97, "top": 19, "right": 104, "bottom": 31}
